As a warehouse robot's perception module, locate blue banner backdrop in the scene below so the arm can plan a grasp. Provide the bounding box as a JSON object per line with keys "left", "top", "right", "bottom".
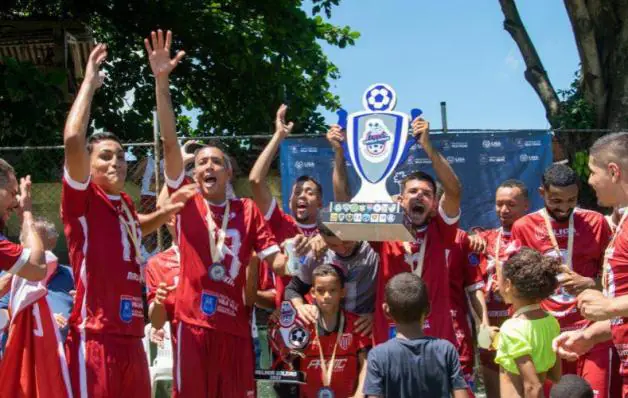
{"left": 279, "top": 131, "right": 553, "bottom": 230}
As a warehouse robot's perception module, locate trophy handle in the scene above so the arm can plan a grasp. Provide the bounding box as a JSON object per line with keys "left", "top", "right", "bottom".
{"left": 336, "top": 108, "right": 348, "bottom": 130}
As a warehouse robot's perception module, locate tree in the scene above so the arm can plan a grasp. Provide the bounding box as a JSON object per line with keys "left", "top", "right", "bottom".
{"left": 498, "top": 0, "right": 628, "bottom": 208}
{"left": 0, "top": 0, "right": 359, "bottom": 144}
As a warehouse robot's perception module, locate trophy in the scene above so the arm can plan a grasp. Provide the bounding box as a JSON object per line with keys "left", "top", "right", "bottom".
{"left": 321, "top": 83, "right": 419, "bottom": 242}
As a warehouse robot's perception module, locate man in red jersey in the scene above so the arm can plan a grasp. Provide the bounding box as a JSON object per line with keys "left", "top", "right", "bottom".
{"left": 62, "top": 42, "right": 193, "bottom": 398}
{"left": 468, "top": 179, "right": 529, "bottom": 397}
{"left": 333, "top": 117, "right": 462, "bottom": 345}
{"left": 554, "top": 132, "right": 628, "bottom": 397}
{"left": 0, "top": 160, "right": 45, "bottom": 281}
{"left": 447, "top": 228, "right": 489, "bottom": 393}
{"left": 512, "top": 164, "right": 616, "bottom": 397}
{"left": 249, "top": 104, "right": 328, "bottom": 307}
{"left": 149, "top": 30, "right": 287, "bottom": 397}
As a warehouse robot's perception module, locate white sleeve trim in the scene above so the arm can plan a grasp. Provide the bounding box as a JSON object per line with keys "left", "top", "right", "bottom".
{"left": 465, "top": 281, "right": 485, "bottom": 293}
{"left": 63, "top": 167, "right": 90, "bottom": 191}
{"left": 165, "top": 170, "right": 185, "bottom": 189}
{"left": 257, "top": 244, "right": 280, "bottom": 261}
{"left": 264, "top": 197, "right": 277, "bottom": 221}
{"left": 8, "top": 248, "right": 31, "bottom": 275}
{"left": 438, "top": 203, "right": 461, "bottom": 226}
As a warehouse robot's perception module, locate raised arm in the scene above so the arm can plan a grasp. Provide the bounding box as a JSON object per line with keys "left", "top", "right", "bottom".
{"left": 411, "top": 118, "right": 462, "bottom": 218}
{"left": 248, "top": 104, "right": 294, "bottom": 215}
{"left": 64, "top": 44, "right": 107, "bottom": 183}
{"left": 16, "top": 176, "right": 46, "bottom": 281}
{"left": 327, "top": 125, "right": 351, "bottom": 202}
{"left": 145, "top": 29, "right": 186, "bottom": 183}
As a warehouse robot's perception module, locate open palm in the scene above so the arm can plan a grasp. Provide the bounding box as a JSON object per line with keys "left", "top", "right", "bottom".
{"left": 144, "top": 29, "right": 185, "bottom": 78}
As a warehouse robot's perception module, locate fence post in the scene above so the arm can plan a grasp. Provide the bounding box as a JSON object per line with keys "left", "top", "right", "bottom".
{"left": 440, "top": 101, "right": 448, "bottom": 134}
{"left": 153, "top": 110, "right": 163, "bottom": 252}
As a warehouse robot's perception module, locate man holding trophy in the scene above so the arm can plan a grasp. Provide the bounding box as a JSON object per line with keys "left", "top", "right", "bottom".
{"left": 328, "top": 84, "right": 462, "bottom": 345}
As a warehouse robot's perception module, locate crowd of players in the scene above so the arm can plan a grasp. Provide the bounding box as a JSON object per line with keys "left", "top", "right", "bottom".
{"left": 0, "top": 29, "right": 628, "bottom": 398}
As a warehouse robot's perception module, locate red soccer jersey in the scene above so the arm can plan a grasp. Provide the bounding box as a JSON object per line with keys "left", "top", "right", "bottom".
{"left": 0, "top": 234, "right": 28, "bottom": 275}
{"left": 299, "top": 310, "right": 371, "bottom": 398}
{"left": 168, "top": 175, "right": 279, "bottom": 339}
{"left": 62, "top": 171, "right": 144, "bottom": 337}
{"left": 604, "top": 211, "right": 628, "bottom": 376}
{"left": 145, "top": 246, "right": 180, "bottom": 322}
{"left": 512, "top": 208, "right": 611, "bottom": 331}
{"left": 371, "top": 205, "right": 459, "bottom": 345}
{"left": 478, "top": 228, "right": 514, "bottom": 327}
{"left": 264, "top": 197, "right": 319, "bottom": 307}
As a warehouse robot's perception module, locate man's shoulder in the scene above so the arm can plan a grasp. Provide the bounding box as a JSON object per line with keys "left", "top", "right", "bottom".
{"left": 575, "top": 208, "right": 605, "bottom": 224}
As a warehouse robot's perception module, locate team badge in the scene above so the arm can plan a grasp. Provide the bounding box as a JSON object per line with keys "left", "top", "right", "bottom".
{"left": 201, "top": 292, "right": 218, "bottom": 316}
{"left": 468, "top": 253, "right": 480, "bottom": 266}
{"left": 279, "top": 301, "right": 297, "bottom": 328}
{"left": 209, "top": 263, "right": 227, "bottom": 282}
{"left": 119, "top": 298, "right": 133, "bottom": 323}
{"left": 339, "top": 333, "right": 352, "bottom": 350}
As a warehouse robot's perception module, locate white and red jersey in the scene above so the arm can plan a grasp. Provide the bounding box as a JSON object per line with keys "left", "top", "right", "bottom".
{"left": 0, "top": 233, "right": 30, "bottom": 275}
{"left": 264, "top": 197, "right": 318, "bottom": 307}
{"left": 604, "top": 209, "right": 628, "bottom": 376}
{"left": 512, "top": 208, "right": 611, "bottom": 331}
{"left": 168, "top": 175, "right": 279, "bottom": 339}
{"left": 145, "top": 246, "right": 180, "bottom": 323}
{"left": 370, "top": 205, "right": 459, "bottom": 345}
{"left": 62, "top": 170, "right": 145, "bottom": 337}
{"left": 477, "top": 228, "right": 514, "bottom": 327}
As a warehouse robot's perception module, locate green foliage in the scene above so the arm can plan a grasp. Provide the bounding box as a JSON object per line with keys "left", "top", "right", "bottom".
{"left": 1, "top": 0, "right": 359, "bottom": 145}
{"left": 555, "top": 70, "right": 595, "bottom": 130}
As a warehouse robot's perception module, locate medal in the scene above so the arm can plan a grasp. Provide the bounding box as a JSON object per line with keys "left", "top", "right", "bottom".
{"left": 204, "top": 199, "right": 230, "bottom": 275}
{"left": 317, "top": 387, "right": 335, "bottom": 398}
{"left": 315, "top": 312, "right": 345, "bottom": 393}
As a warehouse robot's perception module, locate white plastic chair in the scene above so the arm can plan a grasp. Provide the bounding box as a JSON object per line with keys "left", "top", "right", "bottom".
{"left": 143, "top": 322, "right": 174, "bottom": 398}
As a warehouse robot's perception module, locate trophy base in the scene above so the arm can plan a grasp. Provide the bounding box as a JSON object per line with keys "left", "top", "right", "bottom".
{"left": 321, "top": 202, "right": 414, "bottom": 242}
{"left": 254, "top": 369, "right": 306, "bottom": 384}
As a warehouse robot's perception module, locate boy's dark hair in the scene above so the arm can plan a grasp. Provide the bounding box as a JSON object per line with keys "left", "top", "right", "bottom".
{"left": 498, "top": 179, "right": 529, "bottom": 199}
{"left": 542, "top": 164, "right": 578, "bottom": 189}
{"left": 385, "top": 272, "right": 430, "bottom": 324}
{"left": 86, "top": 132, "right": 123, "bottom": 154}
{"left": 550, "top": 374, "right": 593, "bottom": 398}
{"left": 0, "top": 159, "right": 15, "bottom": 188}
{"left": 400, "top": 171, "right": 436, "bottom": 195}
{"left": 295, "top": 175, "right": 323, "bottom": 198}
{"left": 503, "top": 247, "right": 560, "bottom": 300}
{"left": 312, "top": 263, "right": 345, "bottom": 288}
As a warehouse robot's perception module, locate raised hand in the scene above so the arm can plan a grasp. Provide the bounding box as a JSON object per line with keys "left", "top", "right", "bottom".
{"left": 326, "top": 124, "right": 345, "bottom": 152}
{"left": 161, "top": 183, "right": 197, "bottom": 216}
{"left": 411, "top": 117, "right": 431, "bottom": 151}
{"left": 144, "top": 29, "right": 186, "bottom": 79}
{"left": 84, "top": 44, "right": 107, "bottom": 90}
{"left": 17, "top": 176, "right": 32, "bottom": 217}
{"left": 275, "top": 104, "right": 295, "bottom": 138}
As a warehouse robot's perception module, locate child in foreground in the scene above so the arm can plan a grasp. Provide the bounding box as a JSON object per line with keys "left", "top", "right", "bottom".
{"left": 362, "top": 272, "right": 468, "bottom": 398}
{"left": 495, "top": 245, "right": 562, "bottom": 397}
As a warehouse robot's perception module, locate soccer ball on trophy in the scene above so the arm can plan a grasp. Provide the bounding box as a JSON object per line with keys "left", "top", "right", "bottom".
{"left": 364, "top": 84, "right": 396, "bottom": 112}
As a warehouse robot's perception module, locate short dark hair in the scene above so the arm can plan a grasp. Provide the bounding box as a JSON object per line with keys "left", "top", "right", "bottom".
{"left": 86, "top": 132, "right": 123, "bottom": 154}
{"left": 385, "top": 272, "right": 430, "bottom": 324}
{"left": 194, "top": 145, "right": 233, "bottom": 172}
{"left": 498, "top": 179, "right": 529, "bottom": 199}
{"left": 590, "top": 132, "right": 628, "bottom": 167}
{"left": 0, "top": 158, "right": 15, "bottom": 188}
{"left": 295, "top": 175, "right": 323, "bottom": 198}
{"left": 400, "top": 171, "right": 436, "bottom": 195}
{"left": 542, "top": 164, "right": 578, "bottom": 189}
{"left": 503, "top": 247, "right": 560, "bottom": 300}
{"left": 550, "top": 374, "right": 593, "bottom": 398}
{"left": 312, "top": 263, "right": 345, "bottom": 287}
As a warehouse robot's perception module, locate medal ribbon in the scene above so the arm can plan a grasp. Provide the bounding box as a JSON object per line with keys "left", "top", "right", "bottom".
{"left": 541, "top": 209, "right": 574, "bottom": 270}
{"left": 205, "top": 200, "right": 230, "bottom": 262}
{"left": 316, "top": 312, "right": 345, "bottom": 387}
{"left": 118, "top": 200, "right": 143, "bottom": 264}
{"left": 603, "top": 210, "right": 628, "bottom": 294}
{"left": 486, "top": 228, "right": 503, "bottom": 294}
{"left": 403, "top": 233, "right": 427, "bottom": 276}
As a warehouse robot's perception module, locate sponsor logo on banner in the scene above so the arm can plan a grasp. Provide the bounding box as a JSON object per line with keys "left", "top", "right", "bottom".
{"left": 519, "top": 154, "right": 540, "bottom": 162}
{"left": 480, "top": 155, "right": 506, "bottom": 164}
{"left": 482, "top": 140, "right": 502, "bottom": 149}
{"left": 446, "top": 156, "right": 466, "bottom": 164}
{"left": 295, "top": 161, "right": 315, "bottom": 169}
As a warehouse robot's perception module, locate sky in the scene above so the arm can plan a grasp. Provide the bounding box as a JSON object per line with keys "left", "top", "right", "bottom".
{"left": 311, "top": 0, "right": 580, "bottom": 130}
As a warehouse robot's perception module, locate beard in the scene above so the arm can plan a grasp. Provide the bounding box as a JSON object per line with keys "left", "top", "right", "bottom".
{"left": 546, "top": 207, "right": 574, "bottom": 222}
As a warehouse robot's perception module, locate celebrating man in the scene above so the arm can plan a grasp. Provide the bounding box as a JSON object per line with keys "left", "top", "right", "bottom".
{"left": 333, "top": 118, "right": 462, "bottom": 345}
{"left": 512, "top": 164, "right": 615, "bottom": 396}
{"left": 149, "top": 29, "right": 287, "bottom": 396}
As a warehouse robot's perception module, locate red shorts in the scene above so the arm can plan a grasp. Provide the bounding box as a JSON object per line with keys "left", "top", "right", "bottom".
{"left": 562, "top": 341, "right": 620, "bottom": 398}
{"left": 65, "top": 329, "right": 150, "bottom": 398}
{"left": 451, "top": 310, "right": 475, "bottom": 379}
{"left": 173, "top": 322, "right": 256, "bottom": 398}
